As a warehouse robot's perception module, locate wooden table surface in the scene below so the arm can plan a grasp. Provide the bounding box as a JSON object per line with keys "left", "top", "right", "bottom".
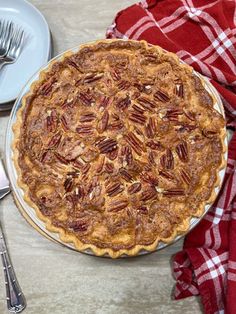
{"left": 0, "top": 1, "right": 202, "bottom": 313}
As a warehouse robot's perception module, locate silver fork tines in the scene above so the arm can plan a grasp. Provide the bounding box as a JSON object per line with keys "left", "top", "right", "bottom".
{"left": 0, "top": 20, "right": 13, "bottom": 58}
{"left": 0, "top": 21, "right": 25, "bottom": 70}
{"left": 7, "top": 26, "right": 25, "bottom": 60}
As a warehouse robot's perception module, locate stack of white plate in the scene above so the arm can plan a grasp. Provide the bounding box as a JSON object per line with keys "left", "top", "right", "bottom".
{"left": 0, "top": 0, "right": 52, "bottom": 110}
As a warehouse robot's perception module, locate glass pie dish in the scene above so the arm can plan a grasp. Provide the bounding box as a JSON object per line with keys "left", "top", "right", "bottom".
{"left": 5, "top": 43, "right": 228, "bottom": 257}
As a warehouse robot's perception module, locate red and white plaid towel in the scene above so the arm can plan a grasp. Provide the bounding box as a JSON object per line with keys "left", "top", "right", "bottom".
{"left": 106, "top": 1, "right": 236, "bottom": 313}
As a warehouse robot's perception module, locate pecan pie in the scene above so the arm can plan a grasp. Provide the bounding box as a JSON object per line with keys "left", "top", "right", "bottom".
{"left": 13, "top": 39, "right": 226, "bottom": 257}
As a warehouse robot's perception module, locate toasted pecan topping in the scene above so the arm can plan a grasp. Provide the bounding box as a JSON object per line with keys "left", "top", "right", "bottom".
{"left": 162, "top": 188, "right": 185, "bottom": 196}
{"left": 154, "top": 89, "right": 170, "bottom": 102}
{"left": 127, "top": 182, "right": 142, "bottom": 194}
{"left": 176, "top": 141, "right": 188, "bottom": 162}
{"left": 124, "top": 132, "right": 144, "bottom": 156}
{"left": 96, "top": 138, "right": 118, "bottom": 154}
{"left": 97, "top": 110, "right": 109, "bottom": 133}
{"left": 160, "top": 149, "right": 174, "bottom": 170}
{"left": 108, "top": 199, "right": 128, "bottom": 212}
{"left": 136, "top": 97, "right": 156, "bottom": 112}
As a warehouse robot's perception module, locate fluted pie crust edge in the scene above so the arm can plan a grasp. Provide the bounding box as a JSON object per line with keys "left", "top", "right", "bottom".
{"left": 12, "top": 39, "right": 227, "bottom": 258}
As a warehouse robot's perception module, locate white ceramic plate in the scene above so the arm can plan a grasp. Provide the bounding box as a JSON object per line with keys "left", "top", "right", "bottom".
{"left": 5, "top": 43, "right": 228, "bottom": 258}
{"left": 0, "top": 0, "right": 51, "bottom": 105}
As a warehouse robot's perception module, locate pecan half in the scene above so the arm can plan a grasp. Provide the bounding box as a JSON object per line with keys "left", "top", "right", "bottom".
{"left": 84, "top": 72, "right": 103, "bottom": 83}
{"left": 116, "top": 96, "right": 131, "bottom": 110}
{"left": 106, "top": 182, "right": 124, "bottom": 197}
{"left": 121, "top": 145, "right": 133, "bottom": 166}
{"left": 163, "top": 188, "right": 185, "bottom": 196}
{"left": 145, "top": 117, "right": 157, "bottom": 138}
{"left": 127, "top": 182, "right": 141, "bottom": 194}
{"left": 140, "top": 172, "right": 158, "bottom": 186}
{"left": 124, "top": 132, "right": 144, "bottom": 156}
{"left": 154, "top": 90, "right": 170, "bottom": 102}
{"left": 54, "top": 152, "right": 69, "bottom": 164}
{"left": 47, "top": 132, "right": 61, "bottom": 148}
{"left": 160, "top": 149, "right": 174, "bottom": 170}
{"left": 119, "top": 168, "right": 133, "bottom": 182}
{"left": 97, "top": 110, "right": 109, "bottom": 133}
{"left": 96, "top": 138, "right": 118, "bottom": 154}
{"left": 78, "top": 92, "right": 93, "bottom": 106}
{"left": 129, "top": 112, "right": 147, "bottom": 125}
{"left": 183, "top": 108, "right": 195, "bottom": 121}
{"left": 67, "top": 60, "right": 81, "bottom": 72}
{"left": 61, "top": 115, "right": 69, "bottom": 130}
{"left": 40, "top": 78, "right": 56, "bottom": 96}
{"left": 111, "top": 69, "right": 121, "bottom": 81}
{"left": 148, "top": 151, "right": 156, "bottom": 165}
{"left": 143, "top": 54, "right": 158, "bottom": 63}
{"left": 81, "top": 163, "right": 91, "bottom": 174}
{"left": 165, "top": 109, "right": 183, "bottom": 121}
{"left": 46, "top": 109, "right": 58, "bottom": 132}
{"left": 69, "top": 220, "right": 88, "bottom": 232}
{"left": 79, "top": 113, "right": 96, "bottom": 123}
{"left": 132, "top": 104, "right": 145, "bottom": 114}
{"left": 64, "top": 177, "right": 73, "bottom": 192}
{"left": 108, "top": 199, "right": 128, "bottom": 212}
{"left": 136, "top": 97, "right": 156, "bottom": 112}
{"left": 108, "top": 120, "right": 124, "bottom": 130}
{"left": 176, "top": 141, "right": 188, "bottom": 162}
{"left": 117, "top": 80, "right": 131, "bottom": 90}
{"left": 76, "top": 124, "right": 94, "bottom": 135}
{"left": 96, "top": 156, "right": 105, "bottom": 173}
{"left": 159, "top": 169, "right": 175, "bottom": 181}
{"left": 107, "top": 148, "right": 118, "bottom": 160}
{"left": 140, "top": 187, "right": 157, "bottom": 201}
{"left": 40, "top": 150, "right": 49, "bottom": 163}
{"left": 99, "top": 96, "right": 113, "bottom": 109}
{"left": 146, "top": 140, "right": 163, "bottom": 151}
{"left": 105, "top": 162, "right": 114, "bottom": 173}
{"left": 175, "top": 83, "right": 184, "bottom": 98}
{"left": 180, "top": 169, "right": 191, "bottom": 184}
{"left": 202, "top": 129, "right": 218, "bottom": 138}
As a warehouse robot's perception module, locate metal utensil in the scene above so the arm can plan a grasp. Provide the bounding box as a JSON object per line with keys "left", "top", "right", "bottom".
{"left": 0, "top": 26, "right": 24, "bottom": 71}
{"left": 0, "top": 159, "right": 26, "bottom": 313}
{"left": 0, "top": 20, "right": 13, "bottom": 58}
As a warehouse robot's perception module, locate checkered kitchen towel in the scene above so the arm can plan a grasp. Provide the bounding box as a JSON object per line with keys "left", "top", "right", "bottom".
{"left": 106, "top": 1, "right": 236, "bottom": 313}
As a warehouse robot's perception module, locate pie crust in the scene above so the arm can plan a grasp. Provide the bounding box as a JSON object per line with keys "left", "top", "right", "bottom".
{"left": 13, "top": 39, "right": 226, "bottom": 258}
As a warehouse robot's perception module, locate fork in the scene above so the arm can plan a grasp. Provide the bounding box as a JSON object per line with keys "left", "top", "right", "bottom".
{"left": 0, "top": 26, "right": 24, "bottom": 71}
{"left": 0, "top": 20, "right": 13, "bottom": 58}
{"left": 0, "top": 159, "right": 26, "bottom": 313}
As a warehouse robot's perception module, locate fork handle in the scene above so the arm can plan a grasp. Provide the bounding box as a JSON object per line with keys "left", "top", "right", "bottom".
{"left": 0, "top": 60, "right": 7, "bottom": 70}
{"left": 0, "top": 224, "right": 26, "bottom": 313}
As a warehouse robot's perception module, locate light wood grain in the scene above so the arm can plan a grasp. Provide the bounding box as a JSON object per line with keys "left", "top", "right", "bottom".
{"left": 0, "top": 1, "right": 202, "bottom": 313}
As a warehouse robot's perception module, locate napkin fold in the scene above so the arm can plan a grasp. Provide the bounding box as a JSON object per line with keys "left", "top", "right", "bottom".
{"left": 106, "top": 1, "right": 236, "bottom": 313}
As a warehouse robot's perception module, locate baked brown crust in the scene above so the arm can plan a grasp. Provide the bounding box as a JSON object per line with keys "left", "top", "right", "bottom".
{"left": 13, "top": 39, "right": 226, "bottom": 258}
